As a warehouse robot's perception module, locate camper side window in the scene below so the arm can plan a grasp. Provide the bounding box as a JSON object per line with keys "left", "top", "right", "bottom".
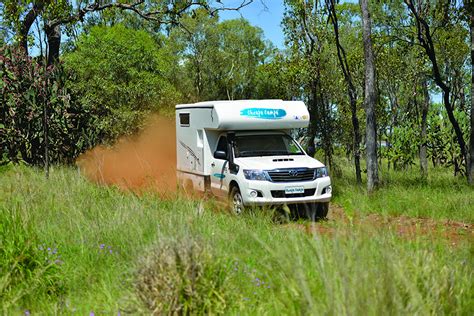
{"left": 179, "top": 113, "right": 190, "bottom": 126}
{"left": 216, "top": 136, "right": 228, "bottom": 155}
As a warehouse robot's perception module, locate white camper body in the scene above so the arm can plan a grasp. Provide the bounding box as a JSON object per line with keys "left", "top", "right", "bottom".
{"left": 175, "top": 100, "right": 332, "bottom": 215}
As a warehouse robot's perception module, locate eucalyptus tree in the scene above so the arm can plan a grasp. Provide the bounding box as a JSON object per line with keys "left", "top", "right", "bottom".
{"left": 360, "top": 0, "right": 379, "bottom": 192}
{"left": 465, "top": 0, "right": 474, "bottom": 184}
{"left": 217, "top": 18, "right": 269, "bottom": 100}
{"left": 282, "top": 0, "right": 337, "bottom": 167}
{"left": 370, "top": 1, "right": 433, "bottom": 176}
{"left": 1, "top": 0, "right": 255, "bottom": 65}
{"left": 169, "top": 10, "right": 270, "bottom": 102}
{"left": 404, "top": 0, "right": 472, "bottom": 183}
{"left": 169, "top": 9, "right": 221, "bottom": 101}
{"left": 326, "top": 0, "right": 362, "bottom": 184}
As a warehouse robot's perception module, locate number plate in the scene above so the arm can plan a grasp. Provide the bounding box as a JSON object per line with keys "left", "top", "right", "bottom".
{"left": 285, "top": 186, "right": 305, "bottom": 194}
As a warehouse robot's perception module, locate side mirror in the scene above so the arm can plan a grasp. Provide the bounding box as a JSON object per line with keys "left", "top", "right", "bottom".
{"left": 214, "top": 150, "right": 227, "bottom": 160}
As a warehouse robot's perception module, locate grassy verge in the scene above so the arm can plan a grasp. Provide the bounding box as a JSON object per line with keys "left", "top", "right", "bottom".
{"left": 331, "top": 158, "right": 474, "bottom": 222}
{"left": 0, "top": 165, "right": 473, "bottom": 314}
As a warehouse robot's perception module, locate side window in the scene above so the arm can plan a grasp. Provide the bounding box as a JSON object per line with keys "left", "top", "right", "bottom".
{"left": 216, "top": 136, "right": 228, "bottom": 154}
{"left": 179, "top": 113, "right": 190, "bottom": 126}
{"left": 283, "top": 136, "right": 301, "bottom": 153}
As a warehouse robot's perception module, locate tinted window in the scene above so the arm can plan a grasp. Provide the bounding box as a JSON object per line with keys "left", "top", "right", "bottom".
{"left": 179, "top": 113, "right": 190, "bottom": 126}
{"left": 216, "top": 136, "right": 228, "bottom": 154}
{"left": 233, "top": 134, "right": 304, "bottom": 157}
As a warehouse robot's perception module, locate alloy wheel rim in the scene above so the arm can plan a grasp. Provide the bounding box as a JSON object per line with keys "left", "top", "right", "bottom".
{"left": 233, "top": 193, "right": 243, "bottom": 214}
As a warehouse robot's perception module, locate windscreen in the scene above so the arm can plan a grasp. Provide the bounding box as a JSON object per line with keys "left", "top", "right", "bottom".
{"left": 233, "top": 134, "right": 304, "bottom": 157}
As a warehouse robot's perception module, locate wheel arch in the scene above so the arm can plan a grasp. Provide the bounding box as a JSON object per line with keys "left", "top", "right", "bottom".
{"left": 228, "top": 180, "right": 239, "bottom": 196}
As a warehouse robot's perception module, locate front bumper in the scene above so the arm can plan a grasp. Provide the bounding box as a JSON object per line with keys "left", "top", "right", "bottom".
{"left": 239, "top": 176, "right": 332, "bottom": 206}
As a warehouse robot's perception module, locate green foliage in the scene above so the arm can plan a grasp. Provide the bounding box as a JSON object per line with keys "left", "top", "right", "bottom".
{"left": 169, "top": 10, "right": 271, "bottom": 101}
{"left": 64, "top": 24, "right": 180, "bottom": 141}
{"left": 426, "top": 103, "right": 470, "bottom": 172}
{"left": 0, "top": 46, "right": 98, "bottom": 165}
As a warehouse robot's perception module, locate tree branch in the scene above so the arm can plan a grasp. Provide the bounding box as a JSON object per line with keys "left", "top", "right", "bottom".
{"left": 49, "top": 0, "right": 254, "bottom": 29}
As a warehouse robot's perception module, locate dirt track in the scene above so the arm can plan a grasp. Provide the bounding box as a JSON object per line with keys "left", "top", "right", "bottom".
{"left": 292, "top": 204, "right": 474, "bottom": 246}
{"left": 75, "top": 117, "right": 473, "bottom": 246}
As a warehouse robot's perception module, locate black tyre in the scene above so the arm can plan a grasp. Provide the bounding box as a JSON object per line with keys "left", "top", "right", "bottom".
{"left": 301, "top": 202, "right": 329, "bottom": 221}
{"left": 316, "top": 202, "right": 329, "bottom": 219}
{"left": 229, "top": 186, "right": 245, "bottom": 215}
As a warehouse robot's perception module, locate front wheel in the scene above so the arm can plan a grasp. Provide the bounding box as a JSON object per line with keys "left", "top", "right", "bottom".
{"left": 302, "top": 202, "right": 329, "bottom": 221}
{"left": 229, "top": 186, "right": 245, "bottom": 215}
{"left": 316, "top": 202, "right": 329, "bottom": 219}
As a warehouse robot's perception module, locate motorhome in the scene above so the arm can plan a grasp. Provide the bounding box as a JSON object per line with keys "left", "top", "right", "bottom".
{"left": 175, "top": 100, "right": 332, "bottom": 218}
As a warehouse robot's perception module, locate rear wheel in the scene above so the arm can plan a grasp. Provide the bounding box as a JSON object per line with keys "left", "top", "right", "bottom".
{"left": 229, "top": 186, "right": 244, "bottom": 215}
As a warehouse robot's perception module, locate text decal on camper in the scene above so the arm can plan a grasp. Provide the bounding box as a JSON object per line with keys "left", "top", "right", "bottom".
{"left": 240, "top": 108, "right": 287, "bottom": 120}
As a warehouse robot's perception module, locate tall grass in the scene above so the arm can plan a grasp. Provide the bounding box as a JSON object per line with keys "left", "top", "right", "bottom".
{"left": 0, "top": 165, "right": 472, "bottom": 314}
{"left": 331, "top": 157, "right": 474, "bottom": 222}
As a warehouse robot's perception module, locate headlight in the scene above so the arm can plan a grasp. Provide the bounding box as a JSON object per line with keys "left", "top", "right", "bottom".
{"left": 314, "top": 167, "right": 328, "bottom": 179}
{"left": 243, "top": 169, "right": 268, "bottom": 181}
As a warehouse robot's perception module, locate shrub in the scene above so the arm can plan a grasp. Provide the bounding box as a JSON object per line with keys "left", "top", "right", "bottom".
{"left": 63, "top": 24, "right": 181, "bottom": 141}
{"left": 0, "top": 46, "right": 100, "bottom": 165}
{"left": 134, "top": 238, "right": 230, "bottom": 315}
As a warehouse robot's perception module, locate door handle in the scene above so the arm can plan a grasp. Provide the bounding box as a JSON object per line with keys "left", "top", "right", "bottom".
{"left": 211, "top": 162, "right": 215, "bottom": 167}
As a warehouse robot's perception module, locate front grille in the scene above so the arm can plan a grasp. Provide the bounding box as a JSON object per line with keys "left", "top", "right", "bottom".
{"left": 271, "top": 188, "right": 316, "bottom": 198}
{"left": 267, "top": 168, "right": 315, "bottom": 182}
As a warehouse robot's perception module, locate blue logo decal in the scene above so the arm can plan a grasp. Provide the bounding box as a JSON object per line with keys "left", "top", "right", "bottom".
{"left": 240, "top": 108, "right": 287, "bottom": 120}
{"left": 213, "top": 173, "right": 226, "bottom": 179}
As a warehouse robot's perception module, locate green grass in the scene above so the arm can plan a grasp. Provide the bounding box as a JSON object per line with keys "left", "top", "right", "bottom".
{"left": 0, "top": 165, "right": 473, "bottom": 314}
{"left": 332, "top": 158, "right": 474, "bottom": 222}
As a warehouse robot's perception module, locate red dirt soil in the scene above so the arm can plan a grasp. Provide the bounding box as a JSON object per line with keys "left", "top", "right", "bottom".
{"left": 293, "top": 205, "right": 473, "bottom": 246}
{"left": 76, "top": 116, "right": 177, "bottom": 197}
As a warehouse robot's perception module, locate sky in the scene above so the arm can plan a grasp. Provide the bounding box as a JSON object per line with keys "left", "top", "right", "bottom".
{"left": 219, "top": 0, "right": 286, "bottom": 48}
{"left": 219, "top": 0, "right": 358, "bottom": 48}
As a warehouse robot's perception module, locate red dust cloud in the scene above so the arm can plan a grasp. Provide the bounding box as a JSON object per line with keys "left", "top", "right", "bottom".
{"left": 76, "top": 116, "right": 177, "bottom": 197}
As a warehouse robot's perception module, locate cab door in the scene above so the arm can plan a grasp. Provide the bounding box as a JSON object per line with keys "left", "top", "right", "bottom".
{"left": 210, "top": 135, "right": 230, "bottom": 197}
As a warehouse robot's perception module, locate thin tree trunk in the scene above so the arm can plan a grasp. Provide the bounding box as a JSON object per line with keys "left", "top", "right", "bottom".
{"left": 468, "top": 4, "right": 474, "bottom": 184}
{"left": 19, "top": 2, "right": 44, "bottom": 53}
{"left": 326, "top": 0, "right": 362, "bottom": 184}
{"left": 322, "top": 98, "right": 333, "bottom": 169}
{"left": 43, "top": 64, "right": 49, "bottom": 178}
{"left": 361, "top": 0, "right": 379, "bottom": 192}
{"left": 420, "top": 79, "right": 429, "bottom": 178}
{"left": 306, "top": 79, "right": 319, "bottom": 157}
